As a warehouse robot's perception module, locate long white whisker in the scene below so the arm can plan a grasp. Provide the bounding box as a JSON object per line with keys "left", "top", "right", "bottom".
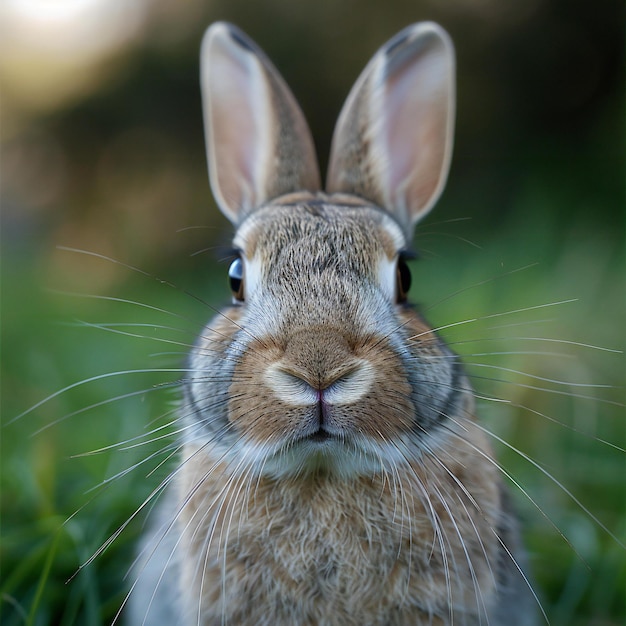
{"left": 409, "top": 299, "right": 579, "bottom": 341}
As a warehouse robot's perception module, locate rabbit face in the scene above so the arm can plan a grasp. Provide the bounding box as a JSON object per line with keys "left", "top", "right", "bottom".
{"left": 183, "top": 21, "right": 460, "bottom": 481}
{"left": 185, "top": 198, "right": 459, "bottom": 479}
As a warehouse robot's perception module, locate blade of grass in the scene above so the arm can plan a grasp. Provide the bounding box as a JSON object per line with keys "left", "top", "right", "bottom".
{"left": 26, "top": 530, "right": 62, "bottom": 626}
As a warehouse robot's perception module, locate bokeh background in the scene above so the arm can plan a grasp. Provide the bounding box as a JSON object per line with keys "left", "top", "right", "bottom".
{"left": 1, "top": 0, "right": 624, "bottom": 624}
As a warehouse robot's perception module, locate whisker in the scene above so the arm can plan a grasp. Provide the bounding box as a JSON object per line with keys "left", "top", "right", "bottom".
{"left": 70, "top": 416, "right": 181, "bottom": 456}
{"left": 468, "top": 372, "right": 623, "bottom": 406}
{"left": 464, "top": 362, "right": 618, "bottom": 390}
{"left": 11, "top": 368, "right": 195, "bottom": 424}
{"left": 447, "top": 334, "right": 622, "bottom": 354}
{"left": 47, "top": 289, "right": 194, "bottom": 321}
{"left": 32, "top": 385, "right": 182, "bottom": 436}
{"left": 409, "top": 299, "right": 580, "bottom": 342}
{"left": 56, "top": 246, "right": 271, "bottom": 351}
{"left": 477, "top": 424, "right": 626, "bottom": 551}
{"left": 423, "top": 263, "right": 540, "bottom": 313}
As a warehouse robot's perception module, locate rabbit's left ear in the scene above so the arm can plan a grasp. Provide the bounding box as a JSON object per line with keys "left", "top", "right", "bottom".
{"left": 201, "top": 23, "right": 321, "bottom": 225}
{"left": 326, "top": 23, "right": 455, "bottom": 236}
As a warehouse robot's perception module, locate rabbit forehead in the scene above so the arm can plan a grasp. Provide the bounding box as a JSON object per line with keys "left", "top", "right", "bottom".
{"left": 232, "top": 201, "right": 406, "bottom": 270}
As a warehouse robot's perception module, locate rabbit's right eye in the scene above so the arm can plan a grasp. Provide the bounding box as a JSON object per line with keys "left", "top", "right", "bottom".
{"left": 228, "top": 257, "right": 245, "bottom": 301}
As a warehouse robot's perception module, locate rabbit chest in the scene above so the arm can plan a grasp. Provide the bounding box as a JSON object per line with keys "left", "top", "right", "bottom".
{"left": 176, "top": 431, "right": 503, "bottom": 626}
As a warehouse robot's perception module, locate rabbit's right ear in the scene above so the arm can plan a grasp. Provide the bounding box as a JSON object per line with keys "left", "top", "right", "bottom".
{"left": 201, "top": 23, "right": 321, "bottom": 225}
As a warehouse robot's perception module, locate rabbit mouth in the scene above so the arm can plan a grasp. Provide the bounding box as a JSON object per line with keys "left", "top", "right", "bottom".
{"left": 306, "top": 430, "right": 333, "bottom": 443}
{"left": 298, "top": 427, "right": 342, "bottom": 446}
{"left": 293, "top": 421, "right": 341, "bottom": 445}
{"left": 291, "top": 403, "right": 353, "bottom": 447}
{"left": 263, "top": 427, "right": 393, "bottom": 479}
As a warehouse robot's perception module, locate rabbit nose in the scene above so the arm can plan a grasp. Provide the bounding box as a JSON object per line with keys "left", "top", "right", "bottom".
{"left": 280, "top": 326, "right": 354, "bottom": 388}
{"left": 265, "top": 359, "right": 375, "bottom": 408}
{"left": 263, "top": 327, "right": 376, "bottom": 407}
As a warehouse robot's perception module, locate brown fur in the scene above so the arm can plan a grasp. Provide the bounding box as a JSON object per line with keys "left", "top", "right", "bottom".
{"left": 178, "top": 413, "right": 501, "bottom": 625}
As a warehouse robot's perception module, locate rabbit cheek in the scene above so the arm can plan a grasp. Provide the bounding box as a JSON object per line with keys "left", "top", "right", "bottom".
{"left": 396, "top": 311, "right": 462, "bottom": 433}
{"left": 225, "top": 342, "right": 286, "bottom": 445}
{"left": 183, "top": 307, "right": 245, "bottom": 441}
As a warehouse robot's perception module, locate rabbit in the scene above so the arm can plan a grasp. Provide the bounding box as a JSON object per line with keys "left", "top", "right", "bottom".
{"left": 128, "top": 21, "right": 537, "bottom": 625}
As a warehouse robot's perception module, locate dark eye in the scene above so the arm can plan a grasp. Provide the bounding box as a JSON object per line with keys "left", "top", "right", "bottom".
{"left": 396, "top": 256, "right": 412, "bottom": 303}
{"left": 228, "top": 256, "right": 244, "bottom": 301}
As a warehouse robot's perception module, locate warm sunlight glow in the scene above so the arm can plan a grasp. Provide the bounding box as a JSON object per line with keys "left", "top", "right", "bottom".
{"left": 1, "top": 0, "right": 147, "bottom": 56}
{"left": 0, "top": 0, "right": 151, "bottom": 120}
{"left": 5, "top": 0, "right": 106, "bottom": 23}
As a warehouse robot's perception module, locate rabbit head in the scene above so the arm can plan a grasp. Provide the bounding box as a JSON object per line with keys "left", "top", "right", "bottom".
{"left": 187, "top": 22, "right": 463, "bottom": 480}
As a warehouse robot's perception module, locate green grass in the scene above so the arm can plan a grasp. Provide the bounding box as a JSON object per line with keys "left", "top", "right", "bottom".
{"left": 1, "top": 208, "right": 624, "bottom": 625}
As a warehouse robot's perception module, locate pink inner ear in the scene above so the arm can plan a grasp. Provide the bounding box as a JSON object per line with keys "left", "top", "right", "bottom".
{"left": 210, "top": 44, "right": 267, "bottom": 212}
{"left": 382, "top": 49, "right": 449, "bottom": 213}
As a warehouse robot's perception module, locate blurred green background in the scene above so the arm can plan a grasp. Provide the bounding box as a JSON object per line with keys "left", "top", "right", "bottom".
{"left": 1, "top": 0, "right": 624, "bottom": 624}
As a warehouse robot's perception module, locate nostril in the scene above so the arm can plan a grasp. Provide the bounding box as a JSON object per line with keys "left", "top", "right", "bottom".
{"left": 264, "top": 365, "right": 318, "bottom": 407}
{"left": 323, "top": 361, "right": 375, "bottom": 406}
{"left": 264, "top": 360, "right": 374, "bottom": 407}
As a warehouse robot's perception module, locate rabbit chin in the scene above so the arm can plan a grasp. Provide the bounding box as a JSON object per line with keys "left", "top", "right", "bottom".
{"left": 231, "top": 434, "right": 416, "bottom": 481}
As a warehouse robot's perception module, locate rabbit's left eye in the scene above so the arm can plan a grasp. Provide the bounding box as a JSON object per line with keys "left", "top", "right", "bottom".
{"left": 396, "top": 257, "right": 412, "bottom": 303}
{"left": 228, "top": 257, "right": 245, "bottom": 301}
